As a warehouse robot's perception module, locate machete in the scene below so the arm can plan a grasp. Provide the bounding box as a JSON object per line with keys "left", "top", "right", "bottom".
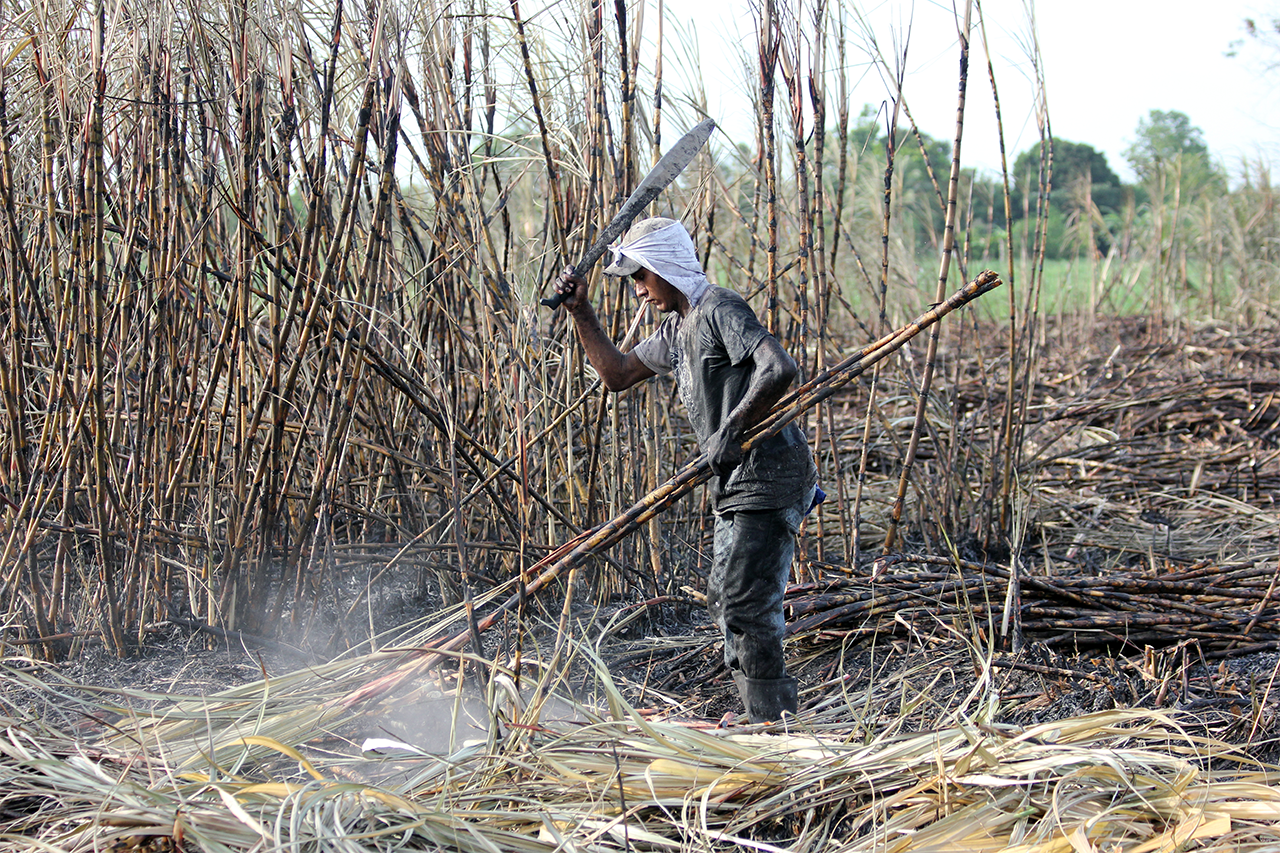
{"left": 541, "top": 118, "right": 716, "bottom": 309}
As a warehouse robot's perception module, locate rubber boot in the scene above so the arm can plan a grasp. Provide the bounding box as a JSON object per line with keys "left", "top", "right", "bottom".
{"left": 732, "top": 671, "right": 799, "bottom": 723}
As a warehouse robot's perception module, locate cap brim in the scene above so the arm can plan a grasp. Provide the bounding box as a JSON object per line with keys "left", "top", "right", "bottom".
{"left": 603, "top": 254, "right": 642, "bottom": 276}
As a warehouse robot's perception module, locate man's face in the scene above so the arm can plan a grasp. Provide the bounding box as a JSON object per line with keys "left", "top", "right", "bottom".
{"left": 631, "top": 268, "right": 682, "bottom": 312}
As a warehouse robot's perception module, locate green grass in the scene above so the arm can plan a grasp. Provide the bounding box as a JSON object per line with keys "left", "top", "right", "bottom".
{"left": 931, "top": 256, "right": 1255, "bottom": 322}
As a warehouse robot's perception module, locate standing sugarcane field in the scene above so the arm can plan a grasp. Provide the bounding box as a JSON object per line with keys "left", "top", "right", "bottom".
{"left": 3, "top": 0, "right": 1280, "bottom": 849}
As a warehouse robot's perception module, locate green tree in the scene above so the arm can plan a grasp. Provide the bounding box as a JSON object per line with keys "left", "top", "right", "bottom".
{"left": 1123, "top": 110, "right": 1226, "bottom": 206}
{"left": 1013, "top": 139, "right": 1117, "bottom": 197}
{"left": 1009, "top": 139, "right": 1125, "bottom": 258}
{"left": 1124, "top": 110, "right": 1212, "bottom": 182}
{"left": 1013, "top": 139, "right": 1124, "bottom": 215}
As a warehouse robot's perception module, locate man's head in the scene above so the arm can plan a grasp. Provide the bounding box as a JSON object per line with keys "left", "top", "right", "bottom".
{"left": 603, "top": 217, "right": 711, "bottom": 308}
{"left": 629, "top": 266, "right": 685, "bottom": 313}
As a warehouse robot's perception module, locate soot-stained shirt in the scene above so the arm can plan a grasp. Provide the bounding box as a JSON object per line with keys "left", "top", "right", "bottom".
{"left": 633, "top": 287, "right": 816, "bottom": 513}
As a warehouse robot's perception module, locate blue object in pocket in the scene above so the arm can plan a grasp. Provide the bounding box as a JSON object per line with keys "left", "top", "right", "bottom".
{"left": 807, "top": 485, "right": 827, "bottom": 515}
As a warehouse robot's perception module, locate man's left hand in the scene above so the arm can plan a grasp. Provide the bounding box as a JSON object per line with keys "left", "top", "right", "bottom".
{"left": 707, "top": 424, "right": 743, "bottom": 478}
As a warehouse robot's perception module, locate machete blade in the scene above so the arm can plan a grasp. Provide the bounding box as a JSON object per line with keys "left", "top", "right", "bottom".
{"left": 543, "top": 117, "right": 716, "bottom": 309}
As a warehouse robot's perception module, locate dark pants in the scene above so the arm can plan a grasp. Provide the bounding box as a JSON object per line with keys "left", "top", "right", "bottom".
{"left": 707, "top": 500, "right": 805, "bottom": 680}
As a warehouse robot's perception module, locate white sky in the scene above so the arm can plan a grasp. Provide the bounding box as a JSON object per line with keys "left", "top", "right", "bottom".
{"left": 661, "top": 0, "right": 1280, "bottom": 184}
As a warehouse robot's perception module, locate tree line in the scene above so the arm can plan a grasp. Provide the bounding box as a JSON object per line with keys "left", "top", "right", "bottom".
{"left": 852, "top": 107, "right": 1229, "bottom": 264}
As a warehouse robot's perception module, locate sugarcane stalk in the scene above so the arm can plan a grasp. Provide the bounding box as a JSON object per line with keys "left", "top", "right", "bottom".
{"left": 974, "top": 0, "right": 1019, "bottom": 547}
{"left": 509, "top": 0, "right": 569, "bottom": 269}
{"left": 884, "top": 0, "right": 973, "bottom": 555}
{"left": 614, "top": 0, "right": 633, "bottom": 191}
{"left": 89, "top": 0, "right": 125, "bottom": 656}
{"left": 806, "top": 0, "right": 837, "bottom": 566}
{"left": 779, "top": 20, "right": 810, "bottom": 377}
{"left": 852, "top": 51, "right": 904, "bottom": 568}
{"left": 759, "top": 0, "right": 781, "bottom": 334}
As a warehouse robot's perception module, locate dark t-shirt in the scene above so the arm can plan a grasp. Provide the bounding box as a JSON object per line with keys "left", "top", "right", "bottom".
{"left": 633, "top": 287, "right": 816, "bottom": 512}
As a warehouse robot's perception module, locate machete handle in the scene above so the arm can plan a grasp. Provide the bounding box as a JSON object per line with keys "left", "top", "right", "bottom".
{"left": 541, "top": 290, "right": 569, "bottom": 310}
{"left": 541, "top": 260, "right": 589, "bottom": 310}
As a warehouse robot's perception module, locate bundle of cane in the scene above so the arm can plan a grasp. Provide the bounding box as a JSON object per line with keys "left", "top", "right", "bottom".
{"left": 335, "top": 270, "right": 1003, "bottom": 709}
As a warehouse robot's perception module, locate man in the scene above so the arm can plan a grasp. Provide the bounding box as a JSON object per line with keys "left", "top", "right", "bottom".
{"left": 553, "top": 217, "right": 817, "bottom": 723}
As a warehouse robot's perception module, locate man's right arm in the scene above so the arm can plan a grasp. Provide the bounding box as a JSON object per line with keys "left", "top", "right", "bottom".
{"left": 554, "top": 268, "right": 655, "bottom": 392}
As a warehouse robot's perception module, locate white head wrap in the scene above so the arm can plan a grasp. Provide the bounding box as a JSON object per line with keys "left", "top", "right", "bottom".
{"left": 602, "top": 218, "right": 711, "bottom": 307}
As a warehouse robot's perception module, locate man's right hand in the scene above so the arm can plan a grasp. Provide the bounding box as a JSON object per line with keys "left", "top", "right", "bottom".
{"left": 552, "top": 265, "right": 656, "bottom": 392}
{"left": 554, "top": 267, "right": 589, "bottom": 313}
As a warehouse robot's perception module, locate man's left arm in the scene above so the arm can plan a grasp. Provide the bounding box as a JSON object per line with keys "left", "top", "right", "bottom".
{"left": 706, "top": 337, "right": 797, "bottom": 477}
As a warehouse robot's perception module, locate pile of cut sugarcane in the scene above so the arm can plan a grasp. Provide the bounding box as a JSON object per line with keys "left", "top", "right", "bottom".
{"left": 787, "top": 552, "right": 1280, "bottom": 659}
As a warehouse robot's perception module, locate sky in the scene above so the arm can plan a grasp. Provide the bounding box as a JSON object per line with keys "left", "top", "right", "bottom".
{"left": 660, "top": 0, "right": 1280, "bottom": 184}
